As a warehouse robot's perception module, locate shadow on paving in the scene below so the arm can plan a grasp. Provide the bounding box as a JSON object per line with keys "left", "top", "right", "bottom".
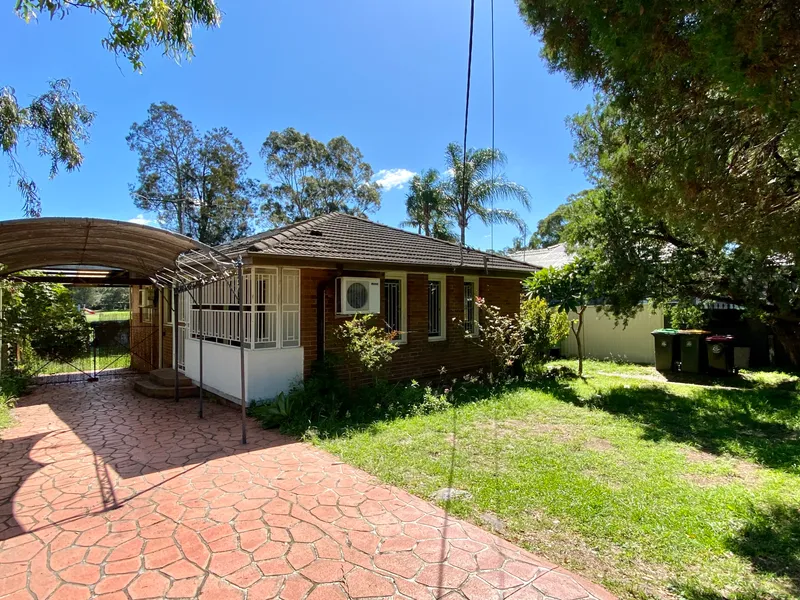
{"left": 0, "top": 379, "right": 293, "bottom": 542}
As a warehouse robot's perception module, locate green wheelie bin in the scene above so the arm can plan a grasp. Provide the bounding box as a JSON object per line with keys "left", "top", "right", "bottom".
{"left": 651, "top": 329, "right": 680, "bottom": 371}
{"left": 678, "top": 330, "right": 710, "bottom": 374}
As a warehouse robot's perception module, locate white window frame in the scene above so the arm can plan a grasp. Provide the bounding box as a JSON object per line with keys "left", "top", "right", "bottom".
{"left": 188, "top": 266, "right": 301, "bottom": 352}
{"left": 163, "top": 291, "right": 173, "bottom": 327}
{"left": 139, "top": 287, "right": 153, "bottom": 324}
{"left": 253, "top": 267, "right": 279, "bottom": 349}
{"left": 384, "top": 272, "right": 407, "bottom": 344}
{"left": 281, "top": 268, "right": 301, "bottom": 348}
{"left": 427, "top": 274, "right": 447, "bottom": 342}
{"left": 463, "top": 276, "right": 479, "bottom": 338}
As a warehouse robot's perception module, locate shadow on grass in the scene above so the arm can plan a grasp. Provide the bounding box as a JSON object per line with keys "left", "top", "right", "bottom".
{"left": 671, "top": 502, "right": 800, "bottom": 600}
{"left": 728, "top": 503, "right": 800, "bottom": 596}
{"left": 661, "top": 370, "right": 800, "bottom": 392}
{"left": 556, "top": 380, "right": 800, "bottom": 473}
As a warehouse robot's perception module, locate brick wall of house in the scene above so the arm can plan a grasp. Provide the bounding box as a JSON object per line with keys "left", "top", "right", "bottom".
{"left": 300, "top": 269, "right": 522, "bottom": 384}
{"left": 129, "top": 285, "right": 173, "bottom": 372}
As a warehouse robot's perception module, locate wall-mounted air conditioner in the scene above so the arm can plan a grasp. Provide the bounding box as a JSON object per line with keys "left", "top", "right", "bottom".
{"left": 336, "top": 277, "right": 380, "bottom": 314}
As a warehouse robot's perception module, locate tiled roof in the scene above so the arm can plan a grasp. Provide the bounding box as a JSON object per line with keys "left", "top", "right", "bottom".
{"left": 217, "top": 213, "right": 535, "bottom": 273}
{"left": 506, "top": 243, "right": 574, "bottom": 269}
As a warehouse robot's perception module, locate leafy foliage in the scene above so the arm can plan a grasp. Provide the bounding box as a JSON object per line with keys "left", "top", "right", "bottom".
{"left": 15, "top": 0, "right": 220, "bottom": 72}
{"left": 127, "top": 102, "right": 256, "bottom": 244}
{"left": 6, "top": 0, "right": 219, "bottom": 215}
{"left": 401, "top": 169, "right": 455, "bottom": 241}
{"left": 517, "top": 0, "right": 800, "bottom": 253}
{"left": 472, "top": 297, "right": 525, "bottom": 378}
{"left": 559, "top": 186, "right": 800, "bottom": 365}
{"left": 441, "top": 143, "right": 531, "bottom": 244}
{"left": 70, "top": 286, "right": 129, "bottom": 311}
{"left": 525, "top": 261, "right": 598, "bottom": 376}
{"left": 505, "top": 204, "right": 567, "bottom": 253}
{"left": 664, "top": 301, "right": 708, "bottom": 331}
{"left": 2, "top": 279, "right": 92, "bottom": 363}
{"left": 519, "top": 297, "right": 569, "bottom": 373}
{"left": 0, "top": 80, "right": 94, "bottom": 216}
{"left": 259, "top": 128, "right": 381, "bottom": 226}
{"left": 249, "top": 391, "right": 294, "bottom": 429}
{"left": 335, "top": 314, "right": 399, "bottom": 385}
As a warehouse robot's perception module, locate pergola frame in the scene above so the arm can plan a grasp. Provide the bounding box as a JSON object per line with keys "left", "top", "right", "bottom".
{"left": 0, "top": 218, "right": 250, "bottom": 444}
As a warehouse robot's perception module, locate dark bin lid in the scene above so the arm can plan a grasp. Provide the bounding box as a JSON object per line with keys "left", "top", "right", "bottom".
{"left": 652, "top": 329, "right": 680, "bottom": 335}
{"left": 706, "top": 335, "right": 734, "bottom": 342}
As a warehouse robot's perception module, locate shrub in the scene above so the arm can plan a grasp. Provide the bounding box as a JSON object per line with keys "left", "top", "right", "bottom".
{"left": 472, "top": 298, "right": 525, "bottom": 379}
{"left": 2, "top": 279, "right": 92, "bottom": 364}
{"left": 519, "top": 297, "right": 570, "bottom": 375}
{"left": 249, "top": 391, "right": 293, "bottom": 429}
{"left": 335, "top": 313, "right": 399, "bottom": 385}
{"left": 665, "top": 300, "right": 708, "bottom": 330}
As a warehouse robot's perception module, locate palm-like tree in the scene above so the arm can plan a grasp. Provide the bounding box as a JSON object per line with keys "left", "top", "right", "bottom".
{"left": 441, "top": 142, "right": 531, "bottom": 245}
{"left": 401, "top": 169, "right": 455, "bottom": 240}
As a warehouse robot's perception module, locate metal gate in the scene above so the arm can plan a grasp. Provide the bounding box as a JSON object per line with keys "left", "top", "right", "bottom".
{"left": 27, "top": 316, "right": 158, "bottom": 384}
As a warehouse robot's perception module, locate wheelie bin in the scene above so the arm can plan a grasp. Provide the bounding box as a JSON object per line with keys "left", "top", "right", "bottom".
{"left": 678, "top": 330, "right": 710, "bottom": 373}
{"left": 706, "top": 334, "right": 735, "bottom": 373}
{"left": 651, "top": 329, "right": 680, "bottom": 371}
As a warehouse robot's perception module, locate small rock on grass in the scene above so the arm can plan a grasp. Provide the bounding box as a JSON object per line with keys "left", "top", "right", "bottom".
{"left": 431, "top": 488, "right": 473, "bottom": 502}
{"left": 479, "top": 512, "right": 506, "bottom": 533}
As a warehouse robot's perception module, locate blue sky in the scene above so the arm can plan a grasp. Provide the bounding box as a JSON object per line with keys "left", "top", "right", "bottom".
{"left": 1, "top": 0, "right": 593, "bottom": 250}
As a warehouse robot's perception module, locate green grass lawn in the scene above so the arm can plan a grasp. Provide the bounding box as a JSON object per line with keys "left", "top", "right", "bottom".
{"left": 315, "top": 359, "right": 800, "bottom": 600}
{"left": 29, "top": 351, "right": 131, "bottom": 376}
{"left": 0, "top": 399, "right": 13, "bottom": 430}
{"left": 84, "top": 310, "right": 130, "bottom": 322}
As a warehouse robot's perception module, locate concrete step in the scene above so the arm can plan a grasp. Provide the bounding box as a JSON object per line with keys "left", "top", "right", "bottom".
{"left": 148, "top": 368, "right": 194, "bottom": 388}
{"left": 134, "top": 379, "right": 198, "bottom": 399}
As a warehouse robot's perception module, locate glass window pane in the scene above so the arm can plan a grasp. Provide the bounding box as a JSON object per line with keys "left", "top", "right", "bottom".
{"left": 428, "top": 280, "right": 441, "bottom": 337}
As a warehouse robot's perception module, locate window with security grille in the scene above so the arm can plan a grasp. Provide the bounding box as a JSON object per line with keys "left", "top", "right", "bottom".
{"left": 385, "top": 279, "right": 401, "bottom": 334}
{"left": 428, "top": 279, "right": 442, "bottom": 338}
{"left": 463, "top": 281, "right": 476, "bottom": 335}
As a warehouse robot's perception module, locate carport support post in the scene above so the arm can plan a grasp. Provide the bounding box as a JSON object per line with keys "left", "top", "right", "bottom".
{"left": 238, "top": 262, "right": 247, "bottom": 445}
{"left": 173, "top": 285, "right": 179, "bottom": 402}
{"left": 198, "top": 285, "right": 204, "bottom": 419}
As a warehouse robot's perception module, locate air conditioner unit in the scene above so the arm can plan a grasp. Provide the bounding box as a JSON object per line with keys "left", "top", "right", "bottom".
{"left": 337, "top": 277, "right": 380, "bottom": 314}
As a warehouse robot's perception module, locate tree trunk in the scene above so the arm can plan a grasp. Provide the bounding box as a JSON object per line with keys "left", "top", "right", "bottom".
{"left": 771, "top": 319, "right": 800, "bottom": 367}
{"left": 572, "top": 306, "right": 587, "bottom": 377}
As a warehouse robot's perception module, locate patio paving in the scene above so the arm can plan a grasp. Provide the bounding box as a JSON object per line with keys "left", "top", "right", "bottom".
{"left": 0, "top": 380, "right": 614, "bottom": 600}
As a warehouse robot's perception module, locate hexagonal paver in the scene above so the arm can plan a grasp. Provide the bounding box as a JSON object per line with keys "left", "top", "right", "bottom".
{"left": 0, "top": 380, "right": 613, "bottom": 600}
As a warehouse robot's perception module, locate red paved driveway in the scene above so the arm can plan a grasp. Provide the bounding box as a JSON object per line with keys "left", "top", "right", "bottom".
{"left": 0, "top": 380, "right": 612, "bottom": 600}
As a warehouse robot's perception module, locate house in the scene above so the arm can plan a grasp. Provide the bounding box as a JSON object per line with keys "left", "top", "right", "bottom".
{"left": 131, "top": 213, "right": 534, "bottom": 403}
{"left": 506, "top": 243, "right": 574, "bottom": 269}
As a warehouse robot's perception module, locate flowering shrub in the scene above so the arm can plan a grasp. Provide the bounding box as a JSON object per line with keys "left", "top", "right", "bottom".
{"left": 473, "top": 297, "right": 525, "bottom": 377}
{"left": 335, "top": 313, "right": 399, "bottom": 384}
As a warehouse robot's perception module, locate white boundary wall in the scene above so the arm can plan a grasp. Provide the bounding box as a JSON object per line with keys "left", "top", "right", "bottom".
{"left": 560, "top": 305, "right": 665, "bottom": 364}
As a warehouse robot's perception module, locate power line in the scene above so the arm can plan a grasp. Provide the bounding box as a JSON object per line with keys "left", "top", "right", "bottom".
{"left": 460, "top": 0, "right": 477, "bottom": 237}
{"left": 490, "top": 0, "right": 496, "bottom": 254}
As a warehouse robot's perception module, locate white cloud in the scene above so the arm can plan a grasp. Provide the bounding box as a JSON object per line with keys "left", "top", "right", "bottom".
{"left": 374, "top": 168, "right": 416, "bottom": 191}
{"left": 128, "top": 214, "right": 158, "bottom": 227}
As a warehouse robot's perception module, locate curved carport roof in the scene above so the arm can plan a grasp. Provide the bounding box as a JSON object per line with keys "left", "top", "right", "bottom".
{"left": 0, "top": 216, "right": 248, "bottom": 443}
{"left": 0, "top": 217, "right": 237, "bottom": 289}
